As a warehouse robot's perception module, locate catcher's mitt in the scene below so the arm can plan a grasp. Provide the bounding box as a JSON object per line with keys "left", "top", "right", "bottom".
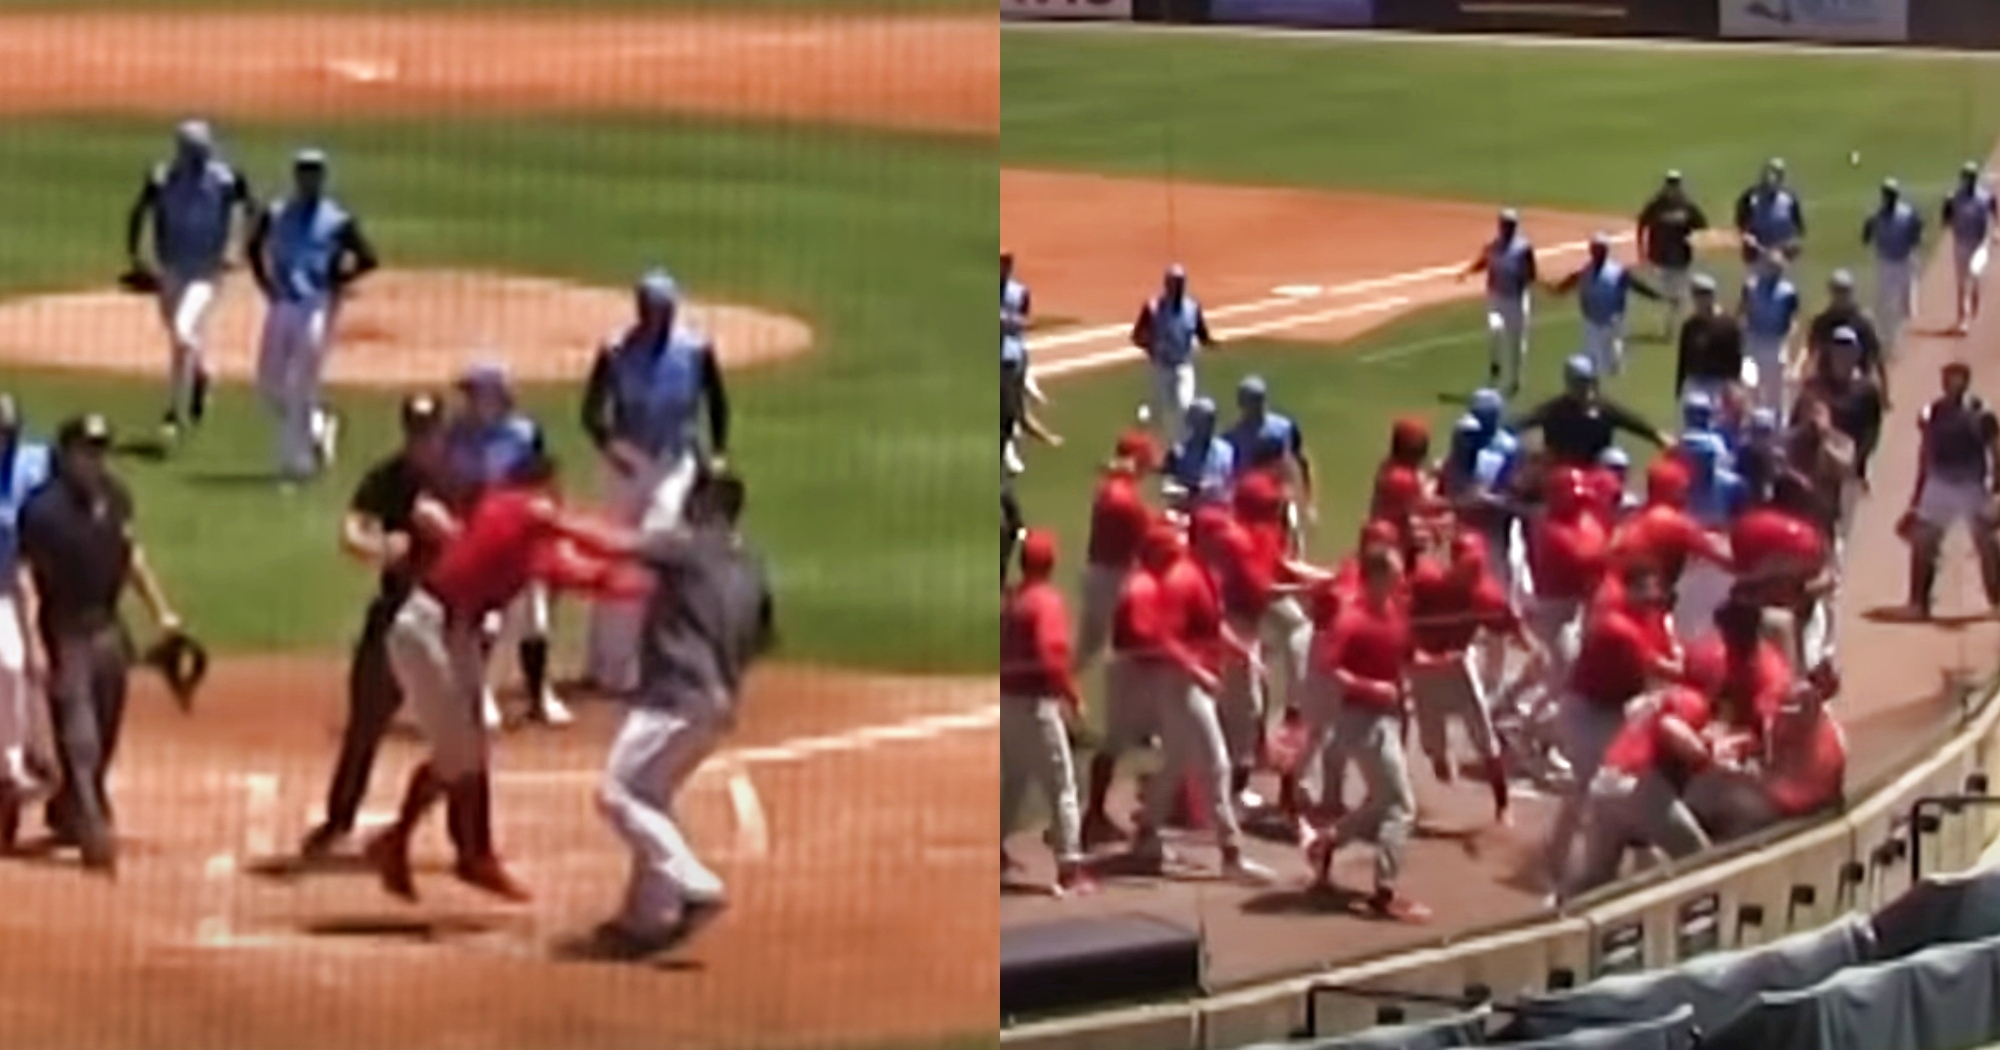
{"left": 116, "top": 266, "right": 162, "bottom": 295}
{"left": 142, "top": 630, "right": 210, "bottom": 712}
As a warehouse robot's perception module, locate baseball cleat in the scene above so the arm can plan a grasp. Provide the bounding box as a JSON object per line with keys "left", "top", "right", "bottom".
{"left": 1221, "top": 852, "right": 1276, "bottom": 887}
{"left": 190, "top": 368, "right": 211, "bottom": 425}
{"left": 363, "top": 829, "right": 418, "bottom": 901}
{"left": 527, "top": 691, "right": 574, "bottom": 727}
{"left": 1054, "top": 863, "right": 1097, "bottom": 899}
{"left": 310, "top": 407, "right": 341, "bottom": 469}
{"left": 480, "top": 688, "right": 504, "bottom": 732}
{"left": 655, "top": 899, "right": 728, "bottom": 954}
{"left": 1366, "top": 888, "right": 1434, "bottom": 924}
{"left": 453, "top": 853, "right": 532, "bottom": 903}
{"left": 297, "top": 822, "right": 350, "bottom": 860}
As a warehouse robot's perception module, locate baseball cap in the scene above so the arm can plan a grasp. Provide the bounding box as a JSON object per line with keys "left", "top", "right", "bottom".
{"left": 1829, "top": 269, "right": 1855, "bottom": 291}
{"left": 1598, "top": 446, "right": 1630, "bottom": 470}
{"left": 1564, "top": 354, "right": 1597, "bottom": 383}
{"left": 1237, "top": 374, "right": 1268, "bottom": 400}
{"left": 1498, "top": 208, "right": 1520, "bottom": 224}
{"left": 1690, "top": 273, "right": 1718, "bottom": 294}
{"left": 1589, "top": 231, "right": 1611, "bottom": 249}
{"left": 1964, "top": 161, "right": 1982, "bottom": 177}
{"left": 1112, "top": 428, "right": 1158, "bottom": 470}
{"left": 292, "top": 147, "right": 328, "bottom": 169}
{"left": 400, "top": 392, "right": 445, "bottom": 434}
{"left": 176, "top": 119, "right": 213, "bottom": 151}
{"left": 1882, "top": 177, "right": 1902, "bottom": 193}
{"left": 0, "top": 394, "right": 17, "bottom": 432}
{"left": 1749, "top": 407, "right": 1779, "bottom": 434}
{"left": 1164, "top": 263, "right": 1187, "bottom": 281}
{"left": 1664, "top": 169, "right": 1683, "bottom": 183}
{"left": 1831, "top": 325, "right": 1861, "bottom": 347}
{"left": 1018, "top": 529, "right": 1058, "bottom": 577}
{"left": 457, "top": 360, "right": 512, "bottom": 396}
{"left": 1187, "top": 397, "right": 1217, "bottom": 421}
{"left": 55, "top": 412, "right": 112, "bottom": 450}
{"left": 1469, "top": 387, "right": 1504, "bottom": 417}
{"left": 637, "top": 268, "right": 680, "bottom": 307}
{"left": 1766, "top": 157, "right": 1787, "bottom": 173}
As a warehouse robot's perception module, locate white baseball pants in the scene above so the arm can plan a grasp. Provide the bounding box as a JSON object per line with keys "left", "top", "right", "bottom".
{"left": 1486, "top": 291, "right": 1531, "bottom": 390}
{"left": 256, "top": 298, "right": 334, "bottom": 478}
{"left": 158, "top": 272, "right": 218, "bottom": 421}
{"left": 1876, "top": 258, "right": 1916, "bottom": 350}
{"left": 1544, "top": 694, "right": 1629, "bottom": 886}
{"left": 385, "top": 590, "right": 489, "bottom": 783}
{"left": 1674, "top": 559, "right": 1733, "bottom": 643}
{"left": 1411, "top": 650, "right": 1501, "bottom": 770}
{"left": 0, "top": 594, "right": 38, "bottom": 788}
{"left": 480, "top": 583, "right": 552, "bottom": 695}
{"left": 1581, "top": 317, "right": 1626, "bottom": 378}
{"left": 1956, "top": 240, "right": 1991, "bottom": 322}
{"left": 1072, "top": 563, "right": 1125, "bottom": 672}
{"left": 1138, "top": 673, "right": 1241, "bottom": 853}
{"left": 585, "top": 449, "right": 699, "bottom": 693}
{"left": 598, "top": 699, "right": 727, "bottom": 935}
{"left": 999, "top": 694, "right": 1082, "bottom": 866}
{"left": 1744, "top": 333, "right": 1789, "bottom": 420}
{"left": 1149, "top": 361, "right": 1196, "bottom": 438}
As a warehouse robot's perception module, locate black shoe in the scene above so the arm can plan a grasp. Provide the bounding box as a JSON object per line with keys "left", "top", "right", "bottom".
{"left": 190, "top": 368, "right": 210, "bottom": 426}
{"left": 79, "top": 834, "right": 116, "bottom": 876}
{"left": 297, "top": 822, "right": 350, "bottom": 860}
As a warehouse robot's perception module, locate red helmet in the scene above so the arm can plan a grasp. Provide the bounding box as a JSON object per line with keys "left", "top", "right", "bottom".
{"left": 1544, "top": 465, "right": 1590, "bottom": 513}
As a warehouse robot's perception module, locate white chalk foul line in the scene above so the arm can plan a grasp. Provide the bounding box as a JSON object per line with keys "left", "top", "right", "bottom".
{"left": 1026, "top": 234, "right": 1631, "bottom": 379}
{"left": 197, "top": 771, "right": 280, "bottom": 947}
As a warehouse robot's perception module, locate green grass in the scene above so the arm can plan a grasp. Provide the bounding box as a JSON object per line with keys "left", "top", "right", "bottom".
{"left": 0, "top": 115, "right": 992, "bottom": 672}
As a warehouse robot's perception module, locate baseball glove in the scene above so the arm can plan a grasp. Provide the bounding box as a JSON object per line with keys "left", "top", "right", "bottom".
{"left": 116, "top": 265, "right": 161, "bottom": 295}
{"left": 142, "top": 630, "right": 210, "bottom": 712}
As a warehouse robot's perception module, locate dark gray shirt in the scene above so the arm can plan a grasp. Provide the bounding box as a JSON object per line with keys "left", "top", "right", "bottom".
{"left": 637, "top": 526, "right": 774, "bottom": 717}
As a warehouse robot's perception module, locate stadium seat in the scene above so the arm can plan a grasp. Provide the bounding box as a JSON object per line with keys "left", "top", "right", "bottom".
{"left": 1704, "top": 932, "right": 2000, "bottom": 1050}
{"left": 1236, "top": 1004, "right": 1490, "bottom": 1049}
{"left": 1871, "top": 867, "right": 2000, "bottom": 961}
{"left": 999, "top": 913, "right": 1201, "bottom": 1020}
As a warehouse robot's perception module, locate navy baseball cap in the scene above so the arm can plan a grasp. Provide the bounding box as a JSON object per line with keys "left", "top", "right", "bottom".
{"left": 457, "top": 360, "right": 513, "bottom": 399}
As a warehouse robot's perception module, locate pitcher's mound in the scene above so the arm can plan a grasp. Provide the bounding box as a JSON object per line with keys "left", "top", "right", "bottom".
{"left": 0, "top": 269, "right": 814, "bottom": 387}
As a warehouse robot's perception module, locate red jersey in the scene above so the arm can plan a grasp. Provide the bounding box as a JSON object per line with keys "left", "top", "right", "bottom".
{"left": 1602, "top": 687, "right": 1712, "bottom": 777}
{"left": 1198, "top": 514, "right": 1277, "bottom": 620}
{"left": 1730, "top": 507, "right": 1826, "bottom": 584}
{"left": 1159, "top": 555, "right": 1226, "bottom": 676}
{"left": 1000, "top": 580, "right": 1076, "bottom": 699}
{"left": 1407, "top": 558, "right": 1515, "bottom": 655}
{"left": 1588, "top": 574, "right": 1673, "bottom": 654}
{"left": 1529, "top": 511, "right": 1610, "bottom": 602}
{"left": 1233, "top": 468, "right": 1289, "bottom": 524}
{"left": 1613, "top": 503, "right": 1716, "bottom": 586}
{"left": 1682, "top": 634, "right": 1790, "bottom": 738}
{"left": 1112, "top": 570, "right": 1166, "bottom": 658}
{"left": 1765, "top": 714, "right": 1847, "bottom": 817}
{"left": 424, "top": 487, "right": 561, "bottom": 619}
{"left": 1313, "top": 594, "right": 1411, "bottom": 711}
{"left": 1584, "top": 467, "right": 1624, "bottom": 526}
{"left": 1087, "top": 471, "right": 1152, "bottom": 570}
{"left": 1568, "top": 607, "right": 1659, "bottom": 708}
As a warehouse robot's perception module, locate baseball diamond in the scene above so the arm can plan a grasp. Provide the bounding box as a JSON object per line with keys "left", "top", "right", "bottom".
{"left": 1000, "top": 20, "right": 2000, "bottom": 1039}
{"left": 0, "top": 3, "right": 994, "bottom": 1050}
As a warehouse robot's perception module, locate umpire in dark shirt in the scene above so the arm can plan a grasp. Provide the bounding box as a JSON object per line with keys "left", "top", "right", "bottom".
{"left": 1511, "top": 354, "right": 1667, "bottom": 466}
{"left": 299, "top": 393, "right": 453, "bottom": 859}
{"left": 1804, "top": 269, "right": 1889, "bottom": 403}
{"left": 1636, "top": 169, "right": 1710, "bottom": 338}
{"left": 1675, "top": 273, "right": 1744, "bottom": 402}
{"left": 18, "top": 414, "right": 181, "bottom": 873}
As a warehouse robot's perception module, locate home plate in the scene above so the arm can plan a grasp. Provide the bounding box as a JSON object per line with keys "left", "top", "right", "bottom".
{"left": 1273, "top": 284, "right": 1321, "bottom": 298}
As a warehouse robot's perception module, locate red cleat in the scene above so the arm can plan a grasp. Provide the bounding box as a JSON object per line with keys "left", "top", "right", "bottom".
{"left": 1302, "top": 826, "right": 1337, "bottom": 888}
{"left": 454, "top": 853, "right": 532, "bottom": 903}
{"left": 1055, "top": 863, "right": 1098, "bottom": 899}
{"left": 364, "top": 830, "right": 417, "bottom": 901}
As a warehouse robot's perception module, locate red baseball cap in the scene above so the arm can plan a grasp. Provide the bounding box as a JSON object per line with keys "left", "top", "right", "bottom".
{"left": 1113, "top": 428, "right": 1159, "bottom": 470}
{"left": 1374, "top": 465, "right": 1423, "bottom": 511}
{"left": 1233, "top": 470, "right": 1285, "bottom": 520}
{"left": 1646, "top": 457, "right": 1691, "bottom": 506}
{"left": 1450, "top": 530, "right": 1489, "bottom": 565}
{"left": 1019, "top": 529, "right": 1058, "bottom": 578}
{"left": 1359, "top": 518, "right": 1400, "bottom": 550}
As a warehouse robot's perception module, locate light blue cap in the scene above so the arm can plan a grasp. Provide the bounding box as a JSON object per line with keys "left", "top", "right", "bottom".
{"left": 1682, "top": 431, "right": 1727, "bottom": 462}
{"left": 293, "top": 147, "right": 328, "bottom": 168}
{"left": 457, "top": 360, "right": 512, "bottom": 397}
{"left": 1831, "top": 325, "right": 1860, "bottom": 345}
{"left": 637, "top": 269, "right": 680, "bottom": 306}
{"left": 1681, "top": 389, "right": 1714, "bottom": 412}
{"left": 1499, "top": 208, "right": 1520, "bottom": 224}
{"left": 1237, "top": 374, "right": 1267, "bottom": 399}
{"left": 1565, "top": 354, "right": 1597, "bottom": 382}
{"left": 1749, "top": 407, "right": 1779, "bottom": 433}
{"left": 176, "top": 120, "right": 213, "bottom": 150}
{"left": 1188, "top": 397, "right": 1217, "bottom": 420}
{"left": 1454, "top": 414, "right": 1485, "bottom": 435}
{"left": 1598, "top": 446, "right": 1630, "bottom": 470}
{"left": 1469, "top": 387, "right": 1505, "bottom": 417}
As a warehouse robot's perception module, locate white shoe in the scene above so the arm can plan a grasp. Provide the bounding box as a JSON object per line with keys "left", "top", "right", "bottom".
{"left": 529, "top": 690, "right": 574, "bottom": 727}
{"left": 311, "top": 408, "right": 341, "bottom": 468}
{"left": 1222, "top": 854, "right": 1277, "bottom": 886}
{"left": 481, "top": 688, "right": 504, "bottom": 732}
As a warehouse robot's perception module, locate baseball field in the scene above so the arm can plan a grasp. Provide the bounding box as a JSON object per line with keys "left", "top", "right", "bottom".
{"left": 0, "top": 3, "right": 997, "bottom": 1050}
{"left": 1003, "top": 23, "right": 2000, "bottom": 991}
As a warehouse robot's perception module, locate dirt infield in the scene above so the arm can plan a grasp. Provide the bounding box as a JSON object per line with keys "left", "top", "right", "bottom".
{"left": 0, "top": 269, "right": 813, "bottom": 385}
{"left": 0, "top": 657, "right": 996, "bottom": 1050}
{"left": 0, "top": 10, "right": 993, "bottom": 1049}
{"left": 1002, "top": 157, "right": 2000, "bottom": 991}
{"left": 0, "top": 12, "right": 996, "bottom": 135}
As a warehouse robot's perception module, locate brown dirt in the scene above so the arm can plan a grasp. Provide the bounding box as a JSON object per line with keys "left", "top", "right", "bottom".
{"left": 0, "top": 12, "right": 996, "bottom": 135}
{"left": 1002, "top": 155, "right": 2000, "bottom": 991}
{"left": 0, "top": 270, "right": 813, "bottom": 385}
{"left": 0, "top": 656, "right": 996, "bottom": 1050}
{"left": 1002, "top": 168, "right": 1620, "bottom": 351}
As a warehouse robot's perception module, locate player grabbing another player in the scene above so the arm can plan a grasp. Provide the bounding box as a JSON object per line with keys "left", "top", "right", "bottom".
{"left": 585, "top": 471, "right": 775, "bottom": 958}
{"left": 363, "top": 451, "right": 643, "bottom": 903}
{"left": 1406, "top": 532, "right": 1530, "bottom": 825}
{"left": 1130, "top": 265, "right": 1215, "bottom": 439}
{"left": 1943, "top": 161, "right": 1999, "bottom": 335}
{"left": 1563, "top": 683, "right": 1714, "bottom": 899}
{"left": 1636, "top": 170, "right": 1709, "bottom": 338}
{"left": 123, "top": 120, "right": 256, "bottom": 443}
{"left": 1461, "top": 209, "right": 1538, "bottom": 396}
{"left": 1548, "top": 233, "right": 1662, "bottom": 379}
{"left": 580, "top": 269, "right": 731, "bottom": 695}
{"left": 247, "top": 149, "right": 377, "bottom": 481}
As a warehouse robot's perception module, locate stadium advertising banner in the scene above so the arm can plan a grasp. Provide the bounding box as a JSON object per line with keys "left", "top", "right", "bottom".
{"left": 1211, "top": 0, "right": 1375, "bottom": 26}
{"left": 1719, "top": 0, "right": 1908, "bottom": 41}
{"left": 1000, "top": 0, "right": 1134, "bottom": 19}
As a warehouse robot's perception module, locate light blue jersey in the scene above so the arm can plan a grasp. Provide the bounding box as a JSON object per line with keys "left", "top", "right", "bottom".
{"left": 1165, "top": 436, "right": 1235, "bottom": 505}
{"left": 1472, "top": 430, "right": 1521, "bottom": 492}
{"left": 1001, "top": 333, "right": 1026, "bottom": 370}
{"left": 445, "top": 413, "right": 542, "bottom": 490}
{"left": 0, "top": 441, "right": 52, "bottom": 586}
{"left": 1865, "top": 201, "right": 1924, "bottom": 263}
{"left": 266, "top": 196, "right": 351, "bottom": 304}
{"left": 1224, "top": 411, "right": 1300, "bottom": 468}
{"left": 1002, "top": 278, "right": 1030, "bottom": 340}
{"left": 1578, "top": 260, "right": 1632, "bottom": 325}
{"left": 149, "top": 159, "right": 246, "bottom": 278}
{"left": 1947, "top": 186, "right": 1998, "bottom": 245}
{"left": 605, "top": 326, "right": 713, "bottom": 460}
{"left": 1485, "top": 235, "right": 1534, "bottom": 297}
{"left": 1747, "top": 188, "right": 1803, "bottom": 246}
{"left": 1146, "top": 295, "right": 1205, "bottom": 368}
{"left": 1742, "top": 275, "right": 1801, "bottom": 339}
